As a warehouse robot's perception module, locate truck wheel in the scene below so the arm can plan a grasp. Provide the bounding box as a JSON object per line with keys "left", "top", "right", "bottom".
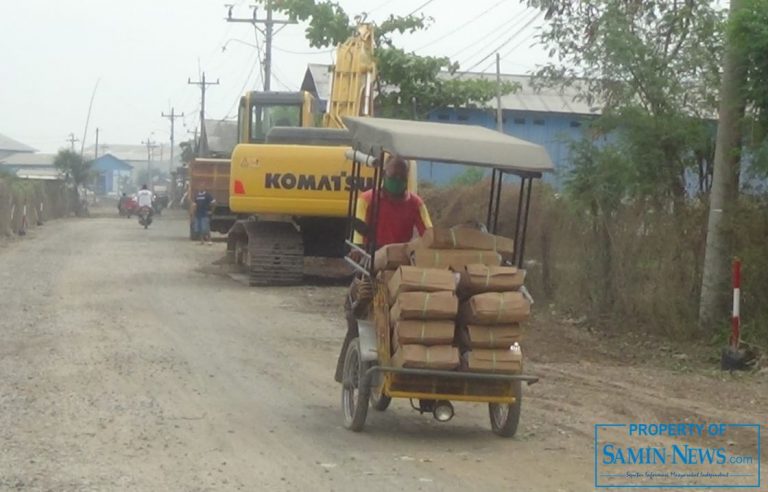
{"left": 489, "top": 381, "right": 522, "bottom": 437}
{"left": 341, "top": 338, "right": 370, "bottom": 431}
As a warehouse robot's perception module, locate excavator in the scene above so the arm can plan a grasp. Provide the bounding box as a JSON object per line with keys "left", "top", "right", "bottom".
{"left": 225, "top": 23, "right": 416, "bottom": 285}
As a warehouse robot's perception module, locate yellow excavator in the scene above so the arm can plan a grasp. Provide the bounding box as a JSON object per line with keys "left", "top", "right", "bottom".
{"left": 226, "top": 24, "right": 414, "bottom": 285}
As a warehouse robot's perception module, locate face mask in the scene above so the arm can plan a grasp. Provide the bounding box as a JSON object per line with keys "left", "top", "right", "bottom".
{"left": 383, "top": 176, "right": 407, "bottom": 195}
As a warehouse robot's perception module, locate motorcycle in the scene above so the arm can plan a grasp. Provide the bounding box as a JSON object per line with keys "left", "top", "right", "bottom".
{"left": 137, "top": 206, "right": 153, "bottom": 229}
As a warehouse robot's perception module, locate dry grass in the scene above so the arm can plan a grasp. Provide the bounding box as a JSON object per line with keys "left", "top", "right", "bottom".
{"left": 0, "top": 178, "right": 72, "bottom": 236}
{"left": 422, "top": 180, "right": 768, "bottom": 342}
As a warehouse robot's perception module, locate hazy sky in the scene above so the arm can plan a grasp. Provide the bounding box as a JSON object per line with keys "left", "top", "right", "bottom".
{"left": 1, "top": 0, "right": 547, "bottom": 153}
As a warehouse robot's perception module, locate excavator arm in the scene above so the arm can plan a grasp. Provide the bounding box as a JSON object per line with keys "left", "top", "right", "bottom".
{"left": 323, "top": 24, "right": 376, "bottom": 129}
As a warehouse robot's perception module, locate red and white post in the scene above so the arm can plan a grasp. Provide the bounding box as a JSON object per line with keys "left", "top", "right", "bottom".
{"left": 731, "top": 257, "right": 741, "bottom": 349}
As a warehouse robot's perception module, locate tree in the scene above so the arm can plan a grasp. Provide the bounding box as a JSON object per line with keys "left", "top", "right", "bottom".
{"left": 267, "top": 0, "right": 518, "bottom": 119}
{"left": 53, "top": 149, "right": 94, "bottom": 217}
{"left": 524, "top": 0, "right": 725, "bottom": 202}
{"left": 699, "top": 0, "right": 748, "bottom": 331}
{"left": 179, "top": 140, "right": 196, "bottom": 165}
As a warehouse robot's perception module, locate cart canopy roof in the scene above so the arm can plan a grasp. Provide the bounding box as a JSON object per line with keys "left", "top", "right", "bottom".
{"left": 343, "top": 116, "right": 554, "bottom": 175}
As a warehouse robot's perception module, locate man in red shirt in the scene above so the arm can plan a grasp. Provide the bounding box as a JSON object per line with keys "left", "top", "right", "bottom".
{"left": 335, "top": 155, "right": 432, "bottom": 383}
{"left": 352, "top": 156, "right": 432, "bottom": 247}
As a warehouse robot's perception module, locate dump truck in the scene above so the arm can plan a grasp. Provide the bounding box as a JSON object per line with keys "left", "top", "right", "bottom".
{"left": 187, "top": 157, "right": 237, "bottom": 240}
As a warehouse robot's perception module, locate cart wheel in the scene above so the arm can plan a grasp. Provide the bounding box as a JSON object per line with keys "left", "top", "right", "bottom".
{"left": 489, "top": 381, "right": 522, "bottom": 437}
{"left": 341, "top": 338, "right": 370, "bottom": 431}
{"left": 369, "top": 370, "right": 391, "bottom": 411}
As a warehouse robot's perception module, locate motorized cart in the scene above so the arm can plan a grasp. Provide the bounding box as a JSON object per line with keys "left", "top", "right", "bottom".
{"left": 339, "top": 116, "right": 554, "bottom": 437}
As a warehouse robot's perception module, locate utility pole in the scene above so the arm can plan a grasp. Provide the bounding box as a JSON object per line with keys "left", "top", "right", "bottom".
{"left": 161, "top": 107, "right": 184, "bottom": 172}
{"left": 699, "top": 0, "right": 747, "bottom": 331}
{"left": 226, "top": 1, "right": 296, "bottom": 91}
{"left": 188, "top": 73, "right": 219, "bottom": 157}
{"left": 496, "top": 53, "right": 503, "bottom": 132}
{"left": 141, "top": 136, "right": 157, "bottom": 191}
{"left": 94, "top": 128, "right": 100, "bottom": 159}
{"left": 66, "top": 133, "right": 79, "bottom": 151}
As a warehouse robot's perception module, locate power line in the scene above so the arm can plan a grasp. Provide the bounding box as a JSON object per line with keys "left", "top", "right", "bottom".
{"left": 415, "top": 0, "right": 507, "bottom": 51}
{"left": 366, "top": 0, "right": 391, "bottom": 16}
{"left": 448, "top": 10, "right": 532, "bottom": 61}
{"left": 405, "top": 0, "right": 436, "bottom": 17}
{"left": 226, "top": 0, "right": 296, "bottom": 91}
{"left": 223, "top": 50, "right": 262, "bottom": 119}
{"left": 161, "top": 107, "right": 184, "bottom": 169}
{"left": 188, "top": 72, "right": 220, "bottom": 157}
{"left": 459, "top": 10, "right": 542, "bottom": 75}
{"left": 66, "top": 133, "right": 79, "bottom": 151}
{"left": 272, "top": 45, "right": 335, "bottom": 55}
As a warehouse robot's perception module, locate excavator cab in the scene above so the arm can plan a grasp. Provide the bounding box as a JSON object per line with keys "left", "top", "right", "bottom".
{"left": 237, "top": 91, "right": 318, "bottom": 144}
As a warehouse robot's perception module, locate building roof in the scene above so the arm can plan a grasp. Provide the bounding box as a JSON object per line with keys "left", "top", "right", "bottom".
{"left": 301, "top": 64, "right": 333, "bottom": 104}
{"left": 0, "top": 133, "right": 36, "bottom": 153}
{"left": 15, "top": 168, "right": 62, "bottom": 180}
{"left": 452, "top": 72, "right": 599, "bottom": 116}
{"left": 0, "top": 152, "right": 56, "bottom": 167}
{"left": 302, "top": 64, "right": 599, "bottom": 116}
{"left": 84, "top": 144, "right": 149, "bottom": 162}
{"left": 92, "top": 153, "right": 134, "bottom": 172}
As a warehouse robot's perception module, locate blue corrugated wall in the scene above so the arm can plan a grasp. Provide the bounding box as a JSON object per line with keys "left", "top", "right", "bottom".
{"left": 422, "top": 108, "right": 592, "bottom": 187}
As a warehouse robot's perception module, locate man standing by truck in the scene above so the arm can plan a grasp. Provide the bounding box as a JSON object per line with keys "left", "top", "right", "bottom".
{"left": 193, "top": 188, "right": 216, "bottom": 245}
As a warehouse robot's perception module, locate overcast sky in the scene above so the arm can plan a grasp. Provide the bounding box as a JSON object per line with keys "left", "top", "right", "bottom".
{"left": 1, "top": 0, "right": 547, "bottom": 153}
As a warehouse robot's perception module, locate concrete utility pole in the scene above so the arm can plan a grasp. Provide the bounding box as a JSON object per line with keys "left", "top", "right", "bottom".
{"left": 226, "top": 1, "right": 296, "bottom": 91}
{"left": 496, "top": 52, "right": 503, "bottom": 132}
{"left": 66, "top": 133, "right": 79, "bottom": 151}
{"left": 161, "top": 107, "right": 184, "bottom": 172}
{"left": 141, "top": 136, "right": 157, "bottom": 191}
{"left": 188, "top": 73, "right": 219, "bottom": 157}
{"left": 699, "top": 0, "right": 747, "bottom": 331}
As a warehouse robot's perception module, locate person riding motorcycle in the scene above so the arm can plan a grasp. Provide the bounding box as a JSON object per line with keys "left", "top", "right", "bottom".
{"left": 334, "top": 155, "right": 433, "bottom": 382}
{"left": 136, "top": 184, "right": 154, "bottom": 219}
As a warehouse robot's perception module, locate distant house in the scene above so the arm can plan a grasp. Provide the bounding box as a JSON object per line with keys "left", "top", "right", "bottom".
{"left": 300, "top": 63, "right": 333, "bottom": 111}
{"left": 0, "top": 133, "right": 36, "bottom": 160}
{"left": 0, "top": 152, "right": 59, "bottom": 179}
{"left": 91, "top": 153, "right": 133, "bottom": 195}
{"left": 299, "top": 65, "right": 599, "bottom": 186}
{"left": 84, "top": 143, "right": 173, "bottom": 186}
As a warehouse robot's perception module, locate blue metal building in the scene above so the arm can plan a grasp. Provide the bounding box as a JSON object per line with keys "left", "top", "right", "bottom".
{"left": 302, "top": 68, "right": 599, "bottom": 187}
{"left": 91, "top": 153, "right": 133, "bottom": 195}
{"left": 421, "top": 73, "right": 599, "bottom": 186}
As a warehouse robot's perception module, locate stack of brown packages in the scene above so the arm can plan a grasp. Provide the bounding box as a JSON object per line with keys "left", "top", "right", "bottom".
{"left": 408, "top": 226, "right": 513, "bottom": 270}
{"left": 404, "top": 226, "right": 530, "bottom": 373}
{"left": 387, "top": 265, "right": 460, "bottom": 370}
{"left": 457, "top": 265, "right": 529, "bottom": 374}
{"left": 373, "top": 243, "right": 411, "bottom": 295}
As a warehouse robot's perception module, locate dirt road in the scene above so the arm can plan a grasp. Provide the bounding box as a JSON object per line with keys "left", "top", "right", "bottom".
{"left": 1, "top": 212, "right": 765, "bottom": 491}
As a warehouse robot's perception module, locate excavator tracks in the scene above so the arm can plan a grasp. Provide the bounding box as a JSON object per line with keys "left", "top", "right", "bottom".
{"left": 243, "top": 221, "right": 304, "bottom": 286}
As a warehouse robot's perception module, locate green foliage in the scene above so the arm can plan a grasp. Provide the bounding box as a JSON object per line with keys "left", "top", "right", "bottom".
{"left": 266, "top": 0, "right": 517, "bottom": 119}
{"left": 526, "top": 0, "right": 725, "bottom": 200}
{"left": 732, "top": 0, "right": 768, "bottom": 177}
{"left": 179, "top": 140, "right": 196, "bottom": 164}
{"left": 732, "top": 0, "right": 768, "bottom": 125}
{"left": 449, "top": 167, "right": 485, "bottom": 187}
{"left": 565, "top": 138, "right": 631, "bottom": 213}
{"left": 53, "top": 149, "right": 94, "bottom": 187}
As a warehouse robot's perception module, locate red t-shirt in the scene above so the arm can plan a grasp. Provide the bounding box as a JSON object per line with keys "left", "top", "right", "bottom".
{"left": 356, "top": 189, "right": 432, "bottom": 246}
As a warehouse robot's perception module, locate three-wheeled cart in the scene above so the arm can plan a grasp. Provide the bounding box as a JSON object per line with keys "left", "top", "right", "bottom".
{"left": 339, "top": 116, "right": 554, "bottom": 437}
